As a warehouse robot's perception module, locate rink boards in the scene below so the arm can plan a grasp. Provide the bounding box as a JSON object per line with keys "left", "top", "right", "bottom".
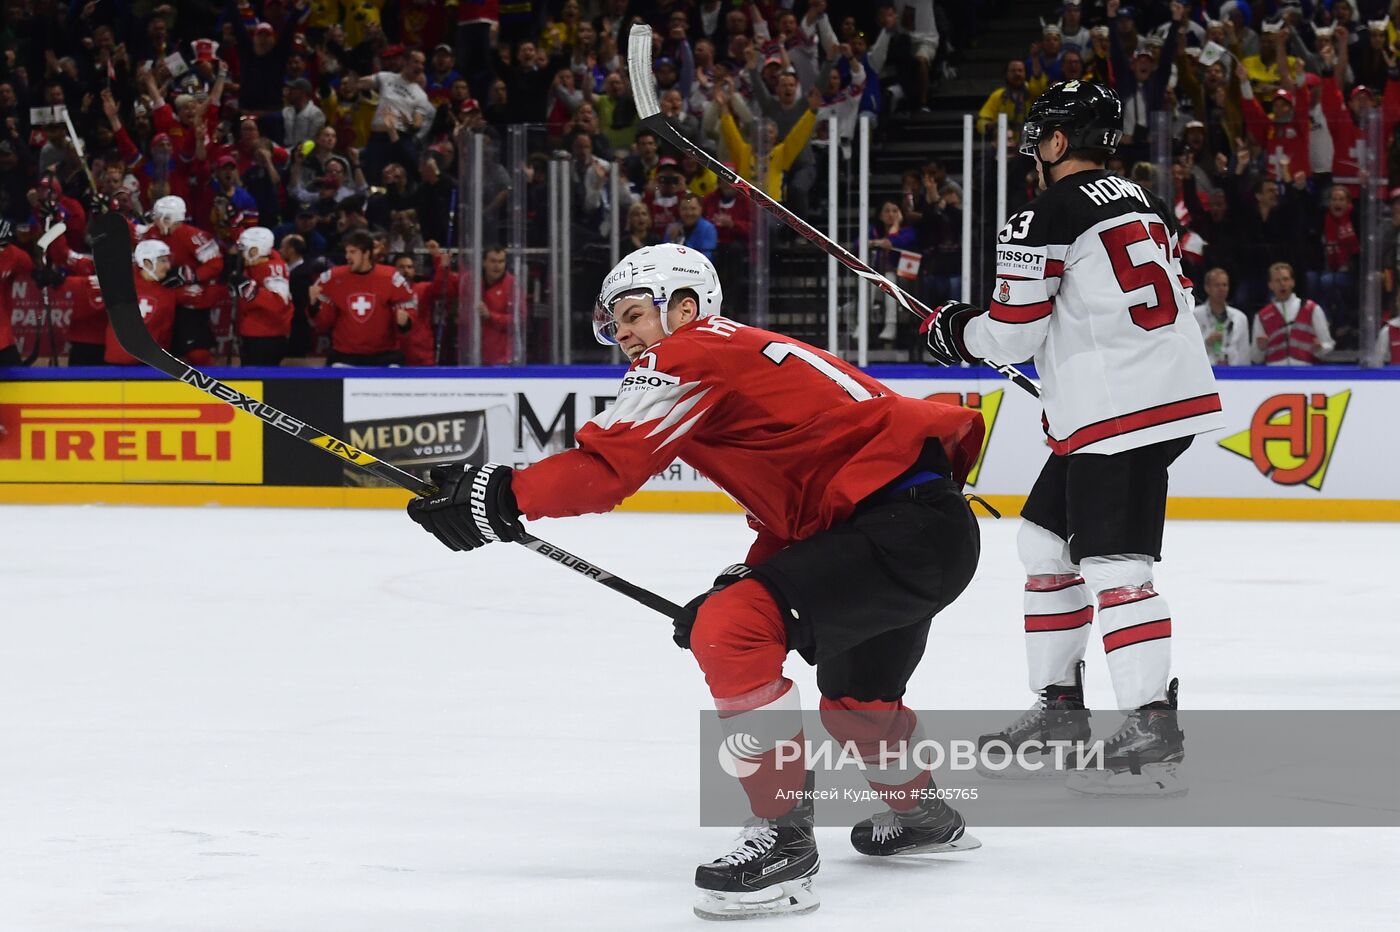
{"left": 1, "top": 365, "right": 1397, "bottom": 521}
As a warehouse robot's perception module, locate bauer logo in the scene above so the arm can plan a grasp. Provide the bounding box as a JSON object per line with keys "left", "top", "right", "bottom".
{"left": 717, "top": 733, "right": 764, "bottom": 779}
{"left": 1217, "top": 391, "right": 1350, "bottom": 491}
{"left": 0, "top": 381, "right": 263, "bottom": 484}
{"left": 925, "top": 389, "right": 1004, "bottom": 487}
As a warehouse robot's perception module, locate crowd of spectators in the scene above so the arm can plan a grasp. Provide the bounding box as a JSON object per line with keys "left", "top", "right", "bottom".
{"left": 976, "top": 0, "right": 1400, "bottom": 363}
{"left": 0, "top": 0, "right": 1396, "bottom": 367}
{"left": 0, "top": 0, "right": 974, "bottom": 367}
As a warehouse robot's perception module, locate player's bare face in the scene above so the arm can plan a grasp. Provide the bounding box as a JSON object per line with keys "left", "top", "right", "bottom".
{"left": 345, "top": 245, "right": 373, "bottom": 273}
{"left": 611, "top": 296, "right": 664, "bottom": 360}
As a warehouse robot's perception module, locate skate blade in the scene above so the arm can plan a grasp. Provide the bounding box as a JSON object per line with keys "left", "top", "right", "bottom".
{"left": 976, "top": 760, "right": 1083, "bottom": 781}
{"left": 1065, "top": 762, "right": 1188, "bottom": 799}
{"left": 882, "top": 832, "right": 983, "bottom": 856}
{"left": 693, "top": 875, "right": 820, "bottom": 921}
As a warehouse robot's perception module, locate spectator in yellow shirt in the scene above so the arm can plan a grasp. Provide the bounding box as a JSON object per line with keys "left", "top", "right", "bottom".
{"left": 1241, "top": 24, "right": 1304, "bottom": 100}
{"left": 976, "top": 60, "right": 1045, "bottom": 134}
{"left": 716, "top": 85, "right": 821, "bottom": 201}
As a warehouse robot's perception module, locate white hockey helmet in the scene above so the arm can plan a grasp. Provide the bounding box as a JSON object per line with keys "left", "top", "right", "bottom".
{"left": 134, "top": 239, "right": 172, "bottom": 275}
{"left": 592, "top": 243, "right": 723, "bottom": 346}
{"left": 238, "top": 226, "right": 275, "bottom": 260}
{"left": 152, "top": 194, "right": 186, "bottom": 229}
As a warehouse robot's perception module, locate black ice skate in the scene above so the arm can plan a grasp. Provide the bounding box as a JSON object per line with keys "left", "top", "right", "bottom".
{"left": 693, "top": 773, "right": 820, "bottom": 921}
{"left": 851, "top": 792, "right": 982, "bottom": 857}
{"left": 976, "top": 661, "right": 1093, "bottom": 779}
{"left": 1067, "top": 678, "right": 1187, "bottom": 798}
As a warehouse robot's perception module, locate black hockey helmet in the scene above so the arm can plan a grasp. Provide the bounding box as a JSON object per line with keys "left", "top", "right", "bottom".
{"left": 1019, "top": 80, "right": 1123, "bottom": 163}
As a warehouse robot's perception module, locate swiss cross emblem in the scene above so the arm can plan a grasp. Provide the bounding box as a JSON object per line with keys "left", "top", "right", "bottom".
{"left": 138, "top": 297, "right": 155, "bottom": 319}
{"left": 349, "top": 293, "right": 375, "bottom": 320}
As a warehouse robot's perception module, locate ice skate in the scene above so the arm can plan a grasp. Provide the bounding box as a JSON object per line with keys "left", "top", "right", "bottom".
{"left": 693, "top": 775, "right": 820, "bottom": 921}
{"left": 976, "top": 661, "right": 1092, "bottom": 779}
{"left": 850, "top": 793, "right": 982, "bottom": 857}
{"left": 1067, "top": 678, "right": 1186, "bottom": 798}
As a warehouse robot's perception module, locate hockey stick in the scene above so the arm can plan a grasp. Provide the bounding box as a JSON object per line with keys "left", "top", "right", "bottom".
{"left": 88, "top": 211, "right": 684, "bottom": 622}
{"left": 22, "top": 221, "right": 68, "bottom": 366}
{"left": 625, "top": 25, "right": 1040, "bottom": 400}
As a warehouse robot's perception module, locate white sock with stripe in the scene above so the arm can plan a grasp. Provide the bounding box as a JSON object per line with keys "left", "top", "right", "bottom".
{"left": 1018, "top": 520, "right": 1091, "bottom": 691}
{"left": 1024, "top": 573, "right": 1094, "bottom": 691}
{"left": 1081, "top": 555, "right": 1172, "bottom": 709}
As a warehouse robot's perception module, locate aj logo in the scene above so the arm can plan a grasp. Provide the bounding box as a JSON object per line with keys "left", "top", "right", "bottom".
{"left": 925, "top": 389, "right": 1004, "bottom": 486}
{"left": 1217, "top": 391, "right": 1350, "bottom": 491}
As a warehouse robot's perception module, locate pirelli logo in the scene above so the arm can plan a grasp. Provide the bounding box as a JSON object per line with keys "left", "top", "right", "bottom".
{"left": 0, "top": 381, "right": 264, "bottom": 484}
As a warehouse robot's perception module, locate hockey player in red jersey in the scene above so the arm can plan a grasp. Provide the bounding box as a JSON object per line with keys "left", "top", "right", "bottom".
{"left": 0, "top": 220, "right": 35, "bottom": 366}
{"left": 407, "top": 244, "right": 986, "bottom": 919}
{"left": 105, "top": 241, "right": 180, "bottom": 365}
{"left": 142, "top": 195, "right": 225, "bottom": 364}
{"left": 232, "top": 227, "right": 293, "bottom": 366}
{"left": 309, "top": 230, "right": 417, "bottom": 366}
{"left": 923, "top": 81, "right": 1224, "bottom": 798}
{"left": 144, "top": 195, "right": 225, "bottom": 285}
{"left": 61, "top": 272, "right": 108, "bottom": 365}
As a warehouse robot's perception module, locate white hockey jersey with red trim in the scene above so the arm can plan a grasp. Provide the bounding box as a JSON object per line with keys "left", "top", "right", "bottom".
{"left": 965, "top": 169, "right": 1224, "bottom": 455}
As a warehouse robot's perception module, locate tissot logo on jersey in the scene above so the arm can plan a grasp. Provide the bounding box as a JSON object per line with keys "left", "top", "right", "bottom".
{"left": 618, "top": 369, "right": 681, "bottom": 394}
{"left": 995, "top": 246, "right": 1048, "bottom": 277}
{"left": 1217, "top": 391, "right": 1350, "bottom": 491}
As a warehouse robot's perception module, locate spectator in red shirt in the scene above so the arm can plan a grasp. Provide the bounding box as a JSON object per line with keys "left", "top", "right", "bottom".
{"left": 702, "top": 170, "right": 754, "bottom": 247}
{"left": 308, "top": 229, "right": 417, "bottom": 366}
{"left": 395, "top": 250, "right": 442, "bottom": 366}
{"left": 643, "top": 156, "right": 687, "bottom": 239}
{"left": 477, "top": 245, "right": 515, "bottom": 366}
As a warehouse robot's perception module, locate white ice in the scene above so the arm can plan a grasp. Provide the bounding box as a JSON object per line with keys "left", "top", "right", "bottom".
{"left": 2, "top": 506, "right": 1397, "bottom": 931}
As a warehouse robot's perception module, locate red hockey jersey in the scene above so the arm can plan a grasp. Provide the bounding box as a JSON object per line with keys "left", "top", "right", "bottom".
{"left": 104, "top": 276, "right": 180, "bottom": 365}
{"left": 142, "top": 222, "right": 224, "bottom": 285}
{"left": 62, "top": 274, "right": 107, "bottom": 345}
{"left": 511, "top": 316, "right": 985, "bottom": 554}
{"left": 0, "top": 243, "right": 34, "bottom": 351}
{"left": 312, "top": 263, "right": 418, "bottom": 356}
{"left": 235, "top": 251, "right": 293, "bottom": 338}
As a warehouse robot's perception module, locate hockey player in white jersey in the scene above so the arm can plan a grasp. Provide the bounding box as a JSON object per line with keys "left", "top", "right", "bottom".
{"left": 922, "top": 80, "right": 1225, "bottom": 796}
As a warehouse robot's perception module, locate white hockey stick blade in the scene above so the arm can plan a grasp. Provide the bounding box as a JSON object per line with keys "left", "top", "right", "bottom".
{"left": 628, "top": 25, "right": 661, "bottom": 119}
{"left": 37, "top": 221, "right": 67, "bottom": 252}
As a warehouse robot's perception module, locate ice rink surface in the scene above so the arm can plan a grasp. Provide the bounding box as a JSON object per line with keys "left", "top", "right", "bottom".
{"left": 2, "top": 504, "right": 1398, "bottom": 931}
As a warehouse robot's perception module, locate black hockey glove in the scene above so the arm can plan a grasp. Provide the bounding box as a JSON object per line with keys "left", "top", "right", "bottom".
{"left": 407, "top": 463, "right": 524, "bottom": 552}
{"left": 673, "top": 564, "right": 753, "bottom": 650}
{"left": 920, "top": 301, "right": 985, "bottom": 367}
{"left": 31, "top": 262, "right": 65, "bottom": 288}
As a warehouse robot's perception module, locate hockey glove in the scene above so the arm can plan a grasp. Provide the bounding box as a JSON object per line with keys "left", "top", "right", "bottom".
{"left": 407, "top": 463, "right": 523, "bottom": 553}
{"left": 921, "top": 301, "right": 985, "bottom": 367}
{"left": 673, "top": 564, "right": 753, "bottom": 650}
{"left": 235, "top": 278, "right": 258, "bottom": 301}
{"left": 31, "top": 263, "right": 65, "bottom": 288}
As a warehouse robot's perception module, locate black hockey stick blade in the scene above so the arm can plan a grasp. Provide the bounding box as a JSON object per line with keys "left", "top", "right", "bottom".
{"left": 88, "top": 211, "right": 685, "bottom": 621}
{"left": 625, "top": 25, "right": 1040, "bottom": 401}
